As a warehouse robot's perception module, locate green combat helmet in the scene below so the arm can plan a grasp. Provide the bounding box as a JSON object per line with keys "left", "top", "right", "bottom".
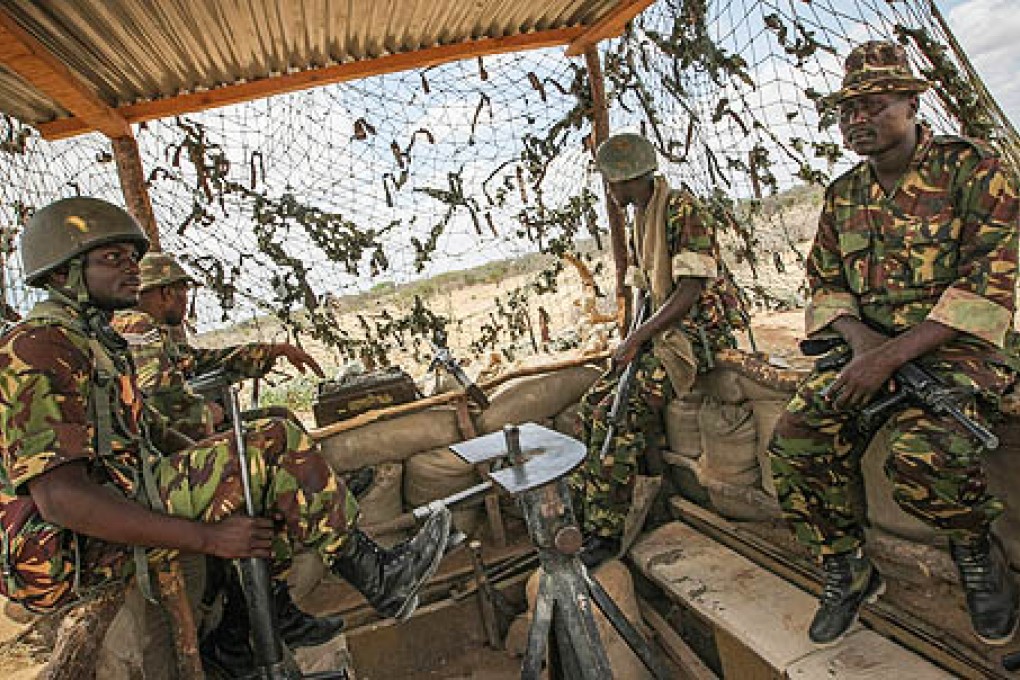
{"left": 21, "top": 197, "right": 150, "bottom": 288}
{"left": 139, "top": 252, "right": 198, "bottom": 293}
{"left": 595, "top": 133, "right": 658, "bottom": 183}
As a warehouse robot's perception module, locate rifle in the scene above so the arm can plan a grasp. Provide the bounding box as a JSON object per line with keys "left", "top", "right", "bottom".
{"left": 801, "top": 337, "right": 999, "bottom": 450}
{"left": 188, "top": 370, "right": 322, "bottom": 679}
{"left": 599, "top": 291, "right": 651, "bottom": 463}
{"left": 428, "top": 329, "right": 490, "bottom": 408}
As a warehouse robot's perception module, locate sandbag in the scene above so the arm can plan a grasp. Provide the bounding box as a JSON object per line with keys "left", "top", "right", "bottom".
{"left": 405, "top": 447, "right": 484, "bottom": 539}
{"left": 988, "top": 419, "right": 1020, "bottom": 568}
{"left": 356, "top": 462, "right": 408, "bottom": 548}
{"left": 404, "top": 447, "right": 480, "bottom": 504}
{"left": 665, "top": 394, "right": 703, "bottom": 459}
{"left": 95, "top": 586, "right": 177, "bottom": 680}
{"left": 698, "top": 398, "right": 758, "bottom": 479}
{"left": 476, "top": 365, "right": 602, "bottom": 434}
{"left": 692, "top": 368, "right": 744, "bottom": 404}
{"left": 522, "top": 561, "right": 650, "bottom": 679}
{"left": 317, "top": 406, "right": 461, "bottom": 471}
{"left": 553, "top": 402, "right": 582, "bottom": 438}
{"left": 751, "top": 399, "right": 790, "bottom": 497}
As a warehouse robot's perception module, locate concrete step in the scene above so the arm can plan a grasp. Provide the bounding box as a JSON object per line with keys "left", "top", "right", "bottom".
{"left": 630, "top": 522, "right": 954, "bottom": 679}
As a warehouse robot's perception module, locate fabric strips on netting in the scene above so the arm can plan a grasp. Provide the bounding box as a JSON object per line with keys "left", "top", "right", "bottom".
{"left": 0, "top": 0, "right": 1014, "bottom": 373}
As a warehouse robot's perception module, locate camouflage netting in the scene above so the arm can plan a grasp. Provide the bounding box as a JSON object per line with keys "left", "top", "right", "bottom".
{"left": 1, "top": 0, "right": 1016, "bottom": 372}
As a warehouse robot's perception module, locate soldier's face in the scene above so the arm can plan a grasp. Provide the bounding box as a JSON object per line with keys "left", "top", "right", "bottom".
{"left": 83, "top": 243, "right": 142, "bottom": 311}
{"left": 160, "top": 282, "right": 190, "bottom": 325}
{"left": 838, "top": 93, "right": 917, "bottom": 156}
{"left": 608, "top": 174, "right": 654, "bottom": 210}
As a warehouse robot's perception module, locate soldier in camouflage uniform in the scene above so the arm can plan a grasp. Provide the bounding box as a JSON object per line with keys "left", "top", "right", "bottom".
{"left": 0, "top": 198, "right": 451, "bottom": 673}
{"left": 572, "top": 133, "right": 742, "bottom": 567}
{"left": 768, "top": 42, "right": 1020, "bottom": 646}
{"left": 112, "top": 252, "right": 323, "bottom": 441}
{"left": 111, "top": 252, "right": 348, "bottom": 661}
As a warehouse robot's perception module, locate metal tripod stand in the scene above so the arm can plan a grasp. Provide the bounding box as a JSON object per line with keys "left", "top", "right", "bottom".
{"left": 451, "top": 424, "right": 671, "bottom": 680}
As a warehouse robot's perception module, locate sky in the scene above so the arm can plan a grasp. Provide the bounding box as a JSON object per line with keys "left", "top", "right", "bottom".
{"left": 943, "top": 0, "right": 1020, "bottom": 127}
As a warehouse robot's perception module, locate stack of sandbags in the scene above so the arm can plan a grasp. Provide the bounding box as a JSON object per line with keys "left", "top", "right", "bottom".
{"left": 317, "top": 405, "right": 462, "bottom": 470}
{"left": 506, "top": 560, "right": 651, "bottom": 679}
{"left": 697, "top": 399, "right": 759, "bottom": 487}
{"left": 96, "top": 587, "right": 178, "bottom": 679}
{"left": 404, "top": 447, "right": 484, "bottom": 537}
{"left": 356, "top": 462, "right": 407, "bottom": 548}
{"left": 748, "top": 399, "right": 789, "bottom": 497}
{"left": 476, "top": 365, "right": 602, "bottom": 434}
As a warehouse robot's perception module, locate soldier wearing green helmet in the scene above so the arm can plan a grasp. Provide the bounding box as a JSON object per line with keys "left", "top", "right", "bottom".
{"left": 0, "top": 197, "right": 453, "bottom": 674}
{"left": 572, "top": 133, "right": 744, "bottom": 568}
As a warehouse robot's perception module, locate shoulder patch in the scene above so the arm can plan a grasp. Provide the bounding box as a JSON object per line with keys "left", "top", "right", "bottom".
{"left": 122, "top": 329, "right": 162, "bottom": 347}
{"left": 931, "top": 134, "right": 995, "bottom": 160}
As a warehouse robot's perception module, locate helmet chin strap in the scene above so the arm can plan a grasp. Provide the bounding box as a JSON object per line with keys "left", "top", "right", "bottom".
{"left": 45, "top": 256, "right": 128, "bottom": 355}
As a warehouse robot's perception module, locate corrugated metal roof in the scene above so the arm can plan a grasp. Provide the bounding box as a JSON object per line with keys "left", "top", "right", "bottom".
{"left": 0, "top": 0, "right": 629, "bottom": 135}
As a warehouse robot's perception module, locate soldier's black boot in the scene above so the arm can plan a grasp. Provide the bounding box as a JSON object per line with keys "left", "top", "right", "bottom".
{"left": 950, "top": 535, "right": 1019, "bottom": 646}
{"left": 332, "top": 507, "right": 451, "bottom": 621}
{"left": 809, "top": 550, "right": 884, "bottom": 646}
{"left": 200, "top": 573, "right": 255, "bottom": 676}
{"left": 274, "top": 580, "right": 346, "bottom": 649}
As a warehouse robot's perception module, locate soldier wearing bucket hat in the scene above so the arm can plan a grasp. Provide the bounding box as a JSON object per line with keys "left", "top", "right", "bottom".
{"left": 769, "top": 40, "right": 1020, "bottom": 647}
{"left": 571, "top": 133, "right": 745, "bottom": 568}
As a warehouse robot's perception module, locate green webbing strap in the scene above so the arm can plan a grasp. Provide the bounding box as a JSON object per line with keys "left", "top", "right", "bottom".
{"left": 91, "top": 364, "right": 157, "bottom": 605}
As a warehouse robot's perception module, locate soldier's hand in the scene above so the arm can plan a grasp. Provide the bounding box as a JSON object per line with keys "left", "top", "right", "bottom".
{"left": 612, "top": 331, "right": 647, "bottom": 368}
{"left": 273, "top": 344, "right": 325, "bottom": 378}
{"left": 826, "top": 347, "right": 898, "bottom": 410}
{"left": 202, "top": 515, "right": 276, "bottom": 559}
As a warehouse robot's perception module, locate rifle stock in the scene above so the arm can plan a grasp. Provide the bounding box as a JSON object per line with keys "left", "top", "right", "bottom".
{"left": 599, "top": 292, "right": 651, "bottom": 462}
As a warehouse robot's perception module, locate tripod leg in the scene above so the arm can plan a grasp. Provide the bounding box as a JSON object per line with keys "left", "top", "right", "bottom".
{"left": 522, "top": 571, "right": 554, "bottom": 680}
{"left": 586, "top": 572, "right": 671, "bottom": 679}
{"left": 549, "top": 562, "right": 612, "bottom": 680}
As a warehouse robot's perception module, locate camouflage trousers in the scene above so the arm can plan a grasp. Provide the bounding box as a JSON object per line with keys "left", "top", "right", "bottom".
{"left": 17, "top": 417, "right": 358, "bottom": 610}
{"left": 768, "top": 347, "right": 1014, "bottom": 558}
{"left": 570, "top": 353, "right": 674, "bottom": 538}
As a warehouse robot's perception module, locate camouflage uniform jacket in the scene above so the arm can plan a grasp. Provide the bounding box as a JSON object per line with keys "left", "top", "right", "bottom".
{"left": 0, "top": 303, "right": 173, "bottom": 605}
{"left": 627, "top": 188, "right": 743, "bottom": 366}
{"left": 806, "top": 125, "right": 1019, "bottom": 358}
{"left": 113, "top": 310, "right": 278, "bottom": 439}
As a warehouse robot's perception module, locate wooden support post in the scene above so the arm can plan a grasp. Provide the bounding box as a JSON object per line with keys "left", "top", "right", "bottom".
{"left": 111, "top": 134, "right": 161, "bottom": 251}
{"left": 583, "top": 45, "right": 631, "bottom": 334}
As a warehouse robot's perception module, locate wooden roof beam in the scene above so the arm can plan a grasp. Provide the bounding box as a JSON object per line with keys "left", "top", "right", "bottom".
{"left": 36, "top": 26, "right": 587, "bottom": 141}
{"left": 0, "top": 9, "right": 130, "bottom": 139}
{"left": 564, "top": 0, "right": 655, "bottom": 57}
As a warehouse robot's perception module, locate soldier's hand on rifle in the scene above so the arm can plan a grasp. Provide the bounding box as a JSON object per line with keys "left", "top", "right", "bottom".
{"left": 613, "top": 327, "right": 649, "bottom": 368}
{"left": 202, "top": 514, "right": 277, "bottom": 559}
{"left": 271, "top": 344, "right": 325, "bottom": 378}
{"left": 826, "top": 347, "right": 898, "bottom": 410}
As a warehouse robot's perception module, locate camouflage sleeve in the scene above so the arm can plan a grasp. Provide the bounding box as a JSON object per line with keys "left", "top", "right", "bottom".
{"left": 115, "top": 313, "right": 170, "bottom": 395}
{"left": 189, "top": 343, "right": 278, "bottom": 380}
{"left": 0, "top": 326, "right": 94, "bottom": 493}
{"left": 926, "top": 154, "right": 1019, "bottom": 347}
{"left": 667, "top": 192, "right": 719, "bottom": 279}
{"left": 805, "top": 188, "right": 861, "bottom": 335}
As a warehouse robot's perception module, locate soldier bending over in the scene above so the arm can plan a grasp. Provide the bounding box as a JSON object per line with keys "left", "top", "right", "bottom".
{"left": 572, "top": 133, "right": 742, "bottom": 567}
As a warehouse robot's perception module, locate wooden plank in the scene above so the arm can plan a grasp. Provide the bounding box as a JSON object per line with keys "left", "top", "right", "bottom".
{"left": 638, "top": 599, "right": 719, "bottom": 680}
{"left": 565, "top": 0, "right": 656, "bottom": 57}
{"left": 668, "top": 497, "right": 1007, "bottom": 679}
{"left": 0, "top": 9, "right": 130, "bottom": 139}
{"left": 36, "top": 26, "right": 586, "bottom": 140}
{"left": 112, "top": 135, "right": 161, "bottom": 249}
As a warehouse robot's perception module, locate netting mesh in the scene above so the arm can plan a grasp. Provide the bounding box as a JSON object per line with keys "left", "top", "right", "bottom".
{"left": 1, "top": 0, "right": 1015, "bottom": 372}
